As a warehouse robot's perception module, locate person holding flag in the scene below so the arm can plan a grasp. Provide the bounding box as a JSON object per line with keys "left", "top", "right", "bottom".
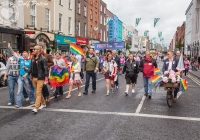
{"left": 66, "top": 56, "right": 82, "bottom": 99}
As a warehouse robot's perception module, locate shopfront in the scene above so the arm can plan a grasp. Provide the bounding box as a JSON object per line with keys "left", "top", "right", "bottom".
{"left": 55, "top": 34, "right": 76, "bottom": 54}
{"left": 24, "top": 29, "right": 55, "bottom": 54}
{"left": 76, "top": 36, "right": 89, "bottom": 53}
{"left": 0, "top": 27, "right": 24, "bottom": 55}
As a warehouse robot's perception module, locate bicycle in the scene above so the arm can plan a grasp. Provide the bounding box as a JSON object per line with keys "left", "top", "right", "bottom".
{"left": 164, "top": 83, "right": 179, "bottom": 107}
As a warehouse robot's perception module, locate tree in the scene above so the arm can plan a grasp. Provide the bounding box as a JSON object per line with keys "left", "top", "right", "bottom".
{"left": 176, "top": 39, "right": 181, "bottom": 50}
{"left": 125, "top": 42, "right": 131, "bottom": 51}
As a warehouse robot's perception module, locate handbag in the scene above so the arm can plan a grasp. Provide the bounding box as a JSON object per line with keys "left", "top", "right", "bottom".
{"left": 42, "top": 84, "right": 50, "bottom": 98}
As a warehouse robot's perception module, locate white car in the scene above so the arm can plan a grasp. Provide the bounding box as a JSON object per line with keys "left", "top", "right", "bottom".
{"left": 0, "top": 62, "right": 7, "bottom": 86}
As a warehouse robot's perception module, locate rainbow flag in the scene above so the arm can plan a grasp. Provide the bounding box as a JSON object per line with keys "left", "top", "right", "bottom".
{"left": 154, "top": 68, "right": 162, "bottom": 75}
{"left": 50, "top": 65, "right": 69, "bottom": 87}
{"left": 150, "top": 74, "right": 162, "bottom": 86}
{"left": 70, "top": 43, "right": 85, "bottom": 55}
{"left": 181, "top": 79, "right": 188, "bottom": 91}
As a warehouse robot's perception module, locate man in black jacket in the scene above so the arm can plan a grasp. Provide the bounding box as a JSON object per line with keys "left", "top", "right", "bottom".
{"left": 30, "top": 45, "right": 49, "bottom": 114}
{"left": 112, "top": 50, "right": 120, "bottom": 88}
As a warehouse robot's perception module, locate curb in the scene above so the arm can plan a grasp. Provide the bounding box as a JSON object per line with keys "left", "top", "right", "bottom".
{"left": 188, "top": 71, "right": 200, "bottom": 79}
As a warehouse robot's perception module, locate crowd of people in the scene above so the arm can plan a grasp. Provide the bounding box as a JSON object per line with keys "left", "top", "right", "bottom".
{"left": 1, "top": 42, "right": 192, "bottom": 114}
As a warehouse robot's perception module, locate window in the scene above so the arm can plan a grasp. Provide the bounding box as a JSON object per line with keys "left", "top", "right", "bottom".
{"left": 78, "top": 21, "right": 80, "bottom": 36}
{"left": 104, "top": 8, "right": 106, "bottom": 14}
{"left": 84, "top": 6, "right": 87, "bottom": 17}
{"left": 90, "top": 9, "right": 92, "bottom": 19}
{"left": 78, "top": 2, "right": 80, "bottom": 14}
{"left": 45, "top": 9, "right": 50, "bottom": 30}
{"left": 100, "top": 29, "right": 102, "bottom": 40}
{"left": 30, "top": 2, "right": 36, "bottom": 26}
{"left": 68, "top": 0, "right": 71, "bottom": 9}
{"left": 90, "top": 25, "right": 92, "bottom": 38}
{"left": 59, "top": 0, "right": 62, "bottom": 5}
{"left": 68, "top": 17, "right": 71, "bottom": 34}
{"left": 9, "top": 0, "right": 15, "bottom": 22}
{"left": 100, "top": 5, "right": 102, "bottom": 11}
{"left": 59, "top": 13, "right": 62, "bottom": 31}
{"left": 84, "top": 23, "right": 87, "bottom": 37}
{"left": 100, "top": 15, "right": 102, "bottom": 24}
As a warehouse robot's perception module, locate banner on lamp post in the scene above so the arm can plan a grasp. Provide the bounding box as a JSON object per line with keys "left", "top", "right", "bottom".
{"left": 154, "top": 18, "right": 160, "bottom": 27}
{"left": 135, "top": 18, "right": 141, "bottom": 27}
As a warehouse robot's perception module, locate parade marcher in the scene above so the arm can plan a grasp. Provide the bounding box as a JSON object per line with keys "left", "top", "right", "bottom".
{"left": 4, "top": 51, "right": 29, "bottom": 105}
{"left": 40, "top": 43, "right": 54, "bottom": 102}
{"left": 103, "top": 53, "right": 117, "bottom": 96}
{"left": 140, "top": 51, "right": 157, "bottom": 99}
{"left": 184, "top": 57, "right": 190, "bottom": 76}
{"left": 122, "top": 53, "right": 139, "bottom": 96}
{"left": 7, "top": 43, "right": 35, "bottom": 108}
{"left": 30, "top": 45, "right": 49, "bottom": 114}
{"left": 53, "top": 52, "right": 67, "bottom": 98}
{"left": 83, "top": 48, "right": 99, "bottom": 95}
{"left": 66, "top": 56, "right": 82, "bottom": 99}
{"left": 162, "top": 51, "right": 180, "bottom": 101}
{"left": 119, "top": 53, "right": 125, "bottom": 75}
{"left": 112, "top": 50, "right": 120, "bottom": 89}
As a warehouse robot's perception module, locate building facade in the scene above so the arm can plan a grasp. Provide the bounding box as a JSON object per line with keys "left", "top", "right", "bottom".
{"left": 0, "top": 0, "right": 24, "bottom": 53}
{"left": 99, "top": 0, "right": 107, "bottom": 42}
{"left": 87, "top": 0, "right": 100, "bottom": 40}
{"left": 75, "top": 0, "right": 88, "bottom": 38}
{"left": 106, "top": 10, "right": 114, "bottom": 42}
{"left": 117, "top": 20, "right": 122, "bottom": 42}
{"left": 126, "top": 26, "right": 138, "bottom": 52}
{"left": 108, "top": 15, "right": 118, "bottom": 42}
{"left": 185, "top": 1, "right": 193, "bottom": 55}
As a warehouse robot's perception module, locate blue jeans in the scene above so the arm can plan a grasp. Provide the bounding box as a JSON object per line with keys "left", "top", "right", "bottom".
{"left": 7, "top": 76, "right": 28, "bottom": 104}
{"left": 143, "top": 77, "right": 152, "bottom": 95}
{"left": 85, "top": 71, "right": 96, "bottom": 92}
{"left": 16, "top": 76, "right": 35, "bottom": 106}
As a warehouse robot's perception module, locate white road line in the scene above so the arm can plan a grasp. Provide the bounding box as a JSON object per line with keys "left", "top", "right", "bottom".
{"left": 1, "top": 106, "right": 200, "bottom": 122}
{"left": 135, "top": 95, "right": 146, "bottom": 114}
{"left": 0, "top": 86, "right": 8, "bottom": 89}
{"left": 26, "top": 77, "right": 104, "bottom": 108}
{"left": 187, "top": 75, "right": 200, "bottom": 86}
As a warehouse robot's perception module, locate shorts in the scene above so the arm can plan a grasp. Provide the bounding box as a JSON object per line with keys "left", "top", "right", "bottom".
{"left": 125, "top": 75, "right": 137, "bottom": 84}
{"left": 104, "top": 73, "right": 114, "bottom": 81}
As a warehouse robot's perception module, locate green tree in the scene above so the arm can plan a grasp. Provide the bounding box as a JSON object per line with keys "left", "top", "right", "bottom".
{"left": 176, "top": 40, "right": 181, "bottom": 50}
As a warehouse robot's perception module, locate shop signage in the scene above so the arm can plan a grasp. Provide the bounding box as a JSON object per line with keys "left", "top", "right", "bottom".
{"left": 94, "top": 42, "right": 125, "bottom": 50}
{"left": 76, "top": 36, "right": 88, "bottom": 45}
{"left": 55, "top": 34, "right": 75, "bottom": 45}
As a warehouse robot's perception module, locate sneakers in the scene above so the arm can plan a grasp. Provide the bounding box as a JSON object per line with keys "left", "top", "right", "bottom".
{"left": 32, "top": 108, "right": 38, "bottom": 114}
{"left": 92, "top": 90, "right": 96, "bottom": 93}
{"left": 125, "top": 91, "right": 129, "bottom": 96}
{"left": 144, "top": 93, "right": 148, "bottom": 96}
{"left": 148, "top": 95, "right": 152, "bottom": 99}
{"left": 7, "top": 103, "right": 13, "bottom": 106}
{"left": 116, "top": 86, "right": 119, "bottom": 89}
{"left": 30, "top": 102, "right": 35, "bottom": 105}
{"left": 106, "top": 90, "right": 110, "bottom": 96}
{"left": 39, "top": 105, "right": 46, "bottom": 110}
{"left": 132, "top": 89, "right": 135, "bottom": 94}
{"left": 111, "top": 88, "right": 114, "bottom": 93}
{"left": 15, "top": 105, "right": 20, "bottom": 108}
{"left": 83, "top": 91, "right": 88, "bottom": 95}
{"left": 25, "top": 98, "right": 29, "bottom": 101}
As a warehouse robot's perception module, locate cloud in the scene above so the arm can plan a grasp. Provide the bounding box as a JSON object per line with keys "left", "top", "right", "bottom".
{"left": 104, "top": 0, "right": 191, "bottom": 46}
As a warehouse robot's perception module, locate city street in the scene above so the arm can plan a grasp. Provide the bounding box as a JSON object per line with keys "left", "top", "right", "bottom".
{"left": 0, "top": 68, "right": 200, "bottom": 140}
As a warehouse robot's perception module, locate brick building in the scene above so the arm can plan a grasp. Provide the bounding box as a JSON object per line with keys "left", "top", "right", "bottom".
{"left": 99, "top": 0, "right": 107, "bottom": 42}
{"left": 87, "top": 0, "right": 100, "bottom": 40}
{"left": 75, "top": 0, "right": 88, "bottom": 38}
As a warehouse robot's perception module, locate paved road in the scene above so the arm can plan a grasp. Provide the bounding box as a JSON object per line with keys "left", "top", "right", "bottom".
{"left": 0, "top": 71, "right": 200, "bottom": 140}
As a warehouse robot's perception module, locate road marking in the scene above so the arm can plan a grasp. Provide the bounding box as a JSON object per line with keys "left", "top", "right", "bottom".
{"left": 1, "top": 106, "right": 200, "bottom": 122}
{"left": 187, "top": 75, "right": 200, "bottom": 86}
{"left": 26, "top": 77, "right": 104, "bottom": 108}
{"left": 135, "top": 95, "right": 146, "bottom": 114}
{"left": 0, "top": 86, "right": 8, "bottom": 89}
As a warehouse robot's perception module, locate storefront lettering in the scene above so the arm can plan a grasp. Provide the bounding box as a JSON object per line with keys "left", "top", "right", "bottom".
{"left": 77, "top": 39, "right": 86, "bottom": 44}
{"left": 64, "top": 38, "right": 71, "bottom": 43}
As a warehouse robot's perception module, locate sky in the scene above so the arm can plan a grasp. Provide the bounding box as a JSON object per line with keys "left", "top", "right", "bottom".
{"left": 104, "top": 0, "right": 192, "bottom": 47}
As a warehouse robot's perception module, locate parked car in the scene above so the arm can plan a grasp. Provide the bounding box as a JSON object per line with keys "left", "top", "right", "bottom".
{"left": 0, "top": 62, "right": 7, "bottom": 86}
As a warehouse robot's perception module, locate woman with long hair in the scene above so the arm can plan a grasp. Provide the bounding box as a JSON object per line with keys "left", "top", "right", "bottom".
{"left": 66, "top": 56, "right": 82, "bottom": 98}
{"left": 103, "top": 53, "right": 118, "bottom": 96}
{"left": 184, "top": 57, "right": 190, "bottom": 76}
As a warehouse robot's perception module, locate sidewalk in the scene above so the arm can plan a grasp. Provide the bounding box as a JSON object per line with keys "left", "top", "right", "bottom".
{"left": 188, "top": 70, "right": 200, "bottom": 79}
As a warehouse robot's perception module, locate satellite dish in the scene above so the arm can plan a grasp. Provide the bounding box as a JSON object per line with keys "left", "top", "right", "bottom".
{"left": 94, "top": 27, "right": 98, "bottom": 31}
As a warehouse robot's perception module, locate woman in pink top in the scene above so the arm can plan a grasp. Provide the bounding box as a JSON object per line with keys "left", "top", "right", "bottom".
{"left": 184, "top": 57, "right": 190, "bottom": 76}
{"left": 119, "top": 53, "right": 125, "bottom": 74}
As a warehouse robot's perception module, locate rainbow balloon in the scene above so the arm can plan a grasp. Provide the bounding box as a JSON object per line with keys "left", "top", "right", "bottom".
{"left": 154, "top": 68, "right": 162, "bottom": 75}
{"left": 150, "top": 74, "right": 162, "bottom": 86}
{"left": 70, "top": 43, "right": 85, "bottom": 55}
{"left": 50, "top": 65, "right": 69, "bottom": 87}
{"left": 181, "top": 79, "right": 188, "bottom": 91}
